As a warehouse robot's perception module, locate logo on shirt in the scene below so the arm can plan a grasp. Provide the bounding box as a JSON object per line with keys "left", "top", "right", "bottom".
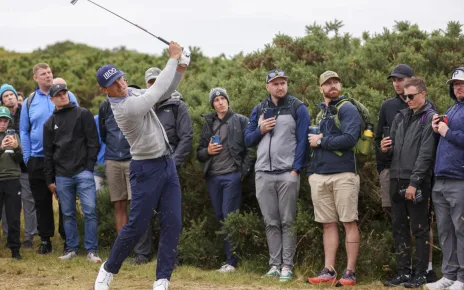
{"left": 54, "top": 125, "right": 59, "bottom": 130}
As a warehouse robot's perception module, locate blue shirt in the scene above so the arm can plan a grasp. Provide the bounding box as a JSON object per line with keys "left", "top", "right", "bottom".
{"left": 20, "top": 88, "right": 78, "bottom": 163}
{"left": 94, "top": 115, "right": 106, "bottom": 166}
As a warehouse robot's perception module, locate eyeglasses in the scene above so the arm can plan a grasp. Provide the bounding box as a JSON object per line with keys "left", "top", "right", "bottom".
{"left": 453, "top": 82, "right": 464, "bottom": 88}
{"left": 404, "top": 92, "right": 423, "bottom": 100}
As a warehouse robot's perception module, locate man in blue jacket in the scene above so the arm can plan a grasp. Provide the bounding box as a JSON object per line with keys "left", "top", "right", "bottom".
{"left": 425, "top": 68, "right": 464, "bottom": 290}
{"left": 245, "top": 69, "right": 310, "bottom": 282}
{"left": 306, "top": 71, "right": 362, "bottom": 287}
{"left": 20, "top": 63, "right": 79, "bottom": 254}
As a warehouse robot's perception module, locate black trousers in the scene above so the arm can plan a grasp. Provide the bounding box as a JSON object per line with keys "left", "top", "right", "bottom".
{"left": 0, "top": 178, "right": 22, "bottom": 249}
{"left": 28, "top": 157, "right": 66, "bottom": 241}
{"left": 390, "top": 179, "right": 431, "bottom": 275}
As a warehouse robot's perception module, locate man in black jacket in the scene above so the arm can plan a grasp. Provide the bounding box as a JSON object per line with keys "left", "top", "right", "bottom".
{"left": 197, "top": 87, "right": 254, "bottom": 272}
{"left": 381, "top": 78, "right": 437, "bottom": 288}
{"left": 43, "top": 84, "right": 101, "bottom": 263}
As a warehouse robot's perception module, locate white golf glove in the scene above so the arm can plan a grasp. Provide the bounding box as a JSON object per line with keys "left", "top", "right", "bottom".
{"left": 178, "top": 47, "right": 191, "bottom": 67}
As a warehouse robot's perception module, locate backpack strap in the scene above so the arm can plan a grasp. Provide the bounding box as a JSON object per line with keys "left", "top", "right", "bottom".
{"left": 420, "top": 108, "right": 435, "bottom": 130}
{"left": 26, "top": 92, "right": 36, "bottom": 133}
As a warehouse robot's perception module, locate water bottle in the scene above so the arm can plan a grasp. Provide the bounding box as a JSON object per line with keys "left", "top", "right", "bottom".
{"left": 357, "top": 123, "right": 374, "bottom": 155}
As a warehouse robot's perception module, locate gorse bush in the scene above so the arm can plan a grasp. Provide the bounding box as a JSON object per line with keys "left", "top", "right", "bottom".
{"left": 3, "top": 20, "right": 462, "bottom": 281}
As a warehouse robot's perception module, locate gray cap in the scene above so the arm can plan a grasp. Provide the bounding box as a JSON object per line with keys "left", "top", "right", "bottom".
{"left": 208, "top": 87, "right": 229, "bottom": 108}
{"left": 145, "top": 67, "right": 162, "bottom": 83}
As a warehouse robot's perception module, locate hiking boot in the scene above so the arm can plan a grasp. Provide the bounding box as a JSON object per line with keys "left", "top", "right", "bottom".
{"left": 94, "top": 262, "right": 113, "bottom": 290}
{"left": 217, "top": 264, "right": 236, "bottom": 273}
{"left": 36, "top": 240, "right": 52, "bottom": 254}
{"left": 153, "top": 278, "right": 169, "bottom": 290}
{"left": 307, "top": 267, "right": 337, "bottom": 285}
{"left": 22, "top": 239, "right": 33, "bottom": 249}
{"left": 11, "top": 249, "right": 22, "bottom": 260}
{"left": 87, "top": 251, "right": 102, "bottom": 263}
{"left": 132, "top": 255, "right": 149, "bottom": 265}
{"left": 449, "top": 281, "right": 464, "bottom": 290}
{"left": 426, "top": 270, "right": 438, "bottom": 283}
{"left": 279, "top": 266, "right": 293, "bottom": 282}
{"left": 404, "top": 274, "right": 427, "bottom": 288}
{"left": 336, "top": 269, "right": 356, "bottom": 287}
{"left": 262, "top": 266, "right": 280, "bottom": 278}
{"left": 425, "top": 277, "right": 455, "bottom": 289}
{"left": 384, "top": 272, "right": 411, "bottom": 287}
{"left": 58, "top": 249, "right": 77, "bottom": 261}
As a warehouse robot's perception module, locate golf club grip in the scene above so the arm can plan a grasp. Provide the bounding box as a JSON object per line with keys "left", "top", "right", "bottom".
{"left": 157, "top": 37, "right": 170, "bottom": 46}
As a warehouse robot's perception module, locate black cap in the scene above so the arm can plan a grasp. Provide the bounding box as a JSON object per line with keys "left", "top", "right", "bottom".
{"left": 50, "top": 84, "right": 68, "bottom": 97}
{"left": 387, "top": 64, "right": 414, "bottom": 79}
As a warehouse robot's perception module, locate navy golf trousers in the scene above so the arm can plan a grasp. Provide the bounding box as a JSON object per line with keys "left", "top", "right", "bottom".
{"left": 105, "top": 156, "right": 182, "bottom": 280}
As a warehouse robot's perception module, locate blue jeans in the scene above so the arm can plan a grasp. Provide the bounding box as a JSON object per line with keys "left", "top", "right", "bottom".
{"left": 56, "top": 170, "right": 98, "bottom": 252}
{"left": 207, "top": 171, "right": 242, "bottom": 267}
{"left": 105, "top": 156, "right": 182, "bottom": 280}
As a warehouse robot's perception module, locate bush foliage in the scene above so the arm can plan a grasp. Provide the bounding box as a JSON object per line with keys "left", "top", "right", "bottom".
{"left": 2, "top": 20, "right": 463, "bottom": 280}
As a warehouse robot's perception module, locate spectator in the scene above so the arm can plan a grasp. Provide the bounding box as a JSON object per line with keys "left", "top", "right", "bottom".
{"left": 17, "top": 91, "right": 24, "bottom": 106}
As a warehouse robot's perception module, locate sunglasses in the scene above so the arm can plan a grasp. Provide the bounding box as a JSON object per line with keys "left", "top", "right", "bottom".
{"left": 268, "top": 70, "right": 285, "bottom": 79}
{"left": 404, "top": 91, "right": 423, "bottom": 100}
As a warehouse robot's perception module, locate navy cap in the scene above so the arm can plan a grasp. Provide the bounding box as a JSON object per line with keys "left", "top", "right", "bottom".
{"left": 266, "top": 68, "right": 288, "bottom": 84}
{"left": 387, "top": 64, "right": 414, "bottom": 79}
{"left": 50, "top": 84, "right": 68, "bottom": 97}
{"left": 96, "top": 64, "right": 125, "bottom": 87}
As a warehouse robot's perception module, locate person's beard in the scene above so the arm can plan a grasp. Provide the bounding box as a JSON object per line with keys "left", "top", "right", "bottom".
{"left": 323, "top": 88, "right": 340, "bottom": 99}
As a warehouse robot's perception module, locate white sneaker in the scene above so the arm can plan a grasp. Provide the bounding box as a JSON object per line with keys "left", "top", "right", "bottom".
{"left": 58, "top": 249, "right": 77, "bottom": 261}
{"left": 94, "top": 262, "right": 113, "bottom": 290}
{"left": 262, "top": 265, "right": 281, "bottom": 278}
{"left": 87, "top": 251, "right": 102, "bottom": 263}
{"left": 425, "top": 277, "right": 455, "bottom": 289}
{"left": 217, "top": 264, "right": 236, "bottom": 273}
{"left": 153, "top": 278, "right": 169, "bottom": 290}
{"left": 450, "top": 281, "right": 464, "bottom": 290}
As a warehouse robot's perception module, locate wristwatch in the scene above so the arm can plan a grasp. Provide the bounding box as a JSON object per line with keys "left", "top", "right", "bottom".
{"left": 316, "top": 138, "right": 322, "bottom": 146}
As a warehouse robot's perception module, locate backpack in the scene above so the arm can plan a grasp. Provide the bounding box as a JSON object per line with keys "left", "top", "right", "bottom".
{"left": 255, "top": 95, "right": 304, "bottom": 122}
{"left": 26, "top": 92, "right": 36, "bottom": 133}
{"left": 316, "top": 97, "right": 374, "bottom": 161}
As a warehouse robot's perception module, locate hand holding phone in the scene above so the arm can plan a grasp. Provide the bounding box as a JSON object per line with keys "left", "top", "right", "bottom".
{"left": 263, "top": 108, "right": 275, "bottom": 120}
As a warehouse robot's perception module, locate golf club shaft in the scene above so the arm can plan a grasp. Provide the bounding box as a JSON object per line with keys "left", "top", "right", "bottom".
{"left": 85, "top": 0, "right": 170, "bottom": 45}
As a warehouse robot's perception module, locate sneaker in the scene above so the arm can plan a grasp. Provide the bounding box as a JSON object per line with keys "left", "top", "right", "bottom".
{"left": 404, "top": 275, "right": 427, "bottom": 288}
{"left": 279, "top": 266, "right": 293, "bottom": 282}
{"left": 36, "top": 240, "right": 52, "bottom": 255}
{"left": 22, "top": 240, "right": 33, "bottom": 249}
{"left": 153, "top": 278, "right": 169, "bottom": 290}
{"left": 11, "top": 249, "right": 22, "bottom": 260}
{"left": 307, "top": 267, "right": 337, "bottom": 285}
{"left": 58, "top": 249, "right": 77, "bottom": 261}
{"left": 384, "top": 272, "right": 411, "bottom": 287}
{"left": 336, "top": 269, "right": 356, "bottom": 287}
{"left": 426, "top": 270, "right": 438, "bottom": 283}
{"left": 425, "top": 277, "right": 455, "bottom": 289}
{"left": 262, "top": 266, "right": 280, "bottom": 278}
{"left": 449, "top": 281, "right": 464, "bottom": 290}
{"left": 217, "top": 264, "right": 236, "bottom": 273}
{"left": 87, "top": 251, "right": 102, "bottom": 263}
{"left": 94, "top": 262, "right": 113, "bottom": 290}
{"left": 132, "top": 255, "right": 149, "bottom": 265}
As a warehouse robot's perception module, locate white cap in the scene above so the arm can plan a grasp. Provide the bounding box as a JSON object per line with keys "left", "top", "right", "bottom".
{"left": 446, "top": 68, "right": 464, "bottom": 85}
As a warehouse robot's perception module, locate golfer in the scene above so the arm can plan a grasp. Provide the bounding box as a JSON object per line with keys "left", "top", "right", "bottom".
{"left": 94, "top": 41, "right": 190, "bottom": 290}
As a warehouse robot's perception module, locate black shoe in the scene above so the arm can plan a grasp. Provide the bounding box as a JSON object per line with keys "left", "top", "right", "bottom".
{"left": 404, "top": 275, "right": 427, "bottom": 288}
{"left": 11, "top": 249, "right": 22, "bottom": 260}
{"left": 132, "top": 255, "right": 149, "bottom": 265}
{"left": 384, "top": 273, "right": 411, "bottom": 287}
{"left": 426, "top": 270, "right": 438, "bottom": 283}
{"left": 22, "top": 240, "right": 33, "bottom": 249}
{"left": 36, "top": 241, "right": 52, "bottom": 255}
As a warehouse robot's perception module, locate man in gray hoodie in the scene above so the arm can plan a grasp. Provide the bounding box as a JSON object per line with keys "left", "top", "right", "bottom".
{"left": 93, "top": 42, "right": 190, "bottom": 290}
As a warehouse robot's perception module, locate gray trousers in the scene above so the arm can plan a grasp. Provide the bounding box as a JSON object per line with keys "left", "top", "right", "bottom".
{"left": 256, "top": 171, "right": 300, "bottom": 269}
{"left": 2, "top": 173, "right": 37, "bottom": 240}
{"left": 432, "top": 179, "right": 464, "bottom": 283}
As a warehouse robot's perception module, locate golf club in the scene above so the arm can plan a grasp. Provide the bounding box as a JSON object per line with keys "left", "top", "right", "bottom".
{"left": 70, "top": 0, "right": 170, "bottom": 45}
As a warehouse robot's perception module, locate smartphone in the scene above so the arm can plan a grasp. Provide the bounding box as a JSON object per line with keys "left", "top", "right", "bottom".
{"left": 211, "top": 135, "right": 221, "bottom": 145}
{"left": 438, "top": 115, "right": 449, "bottom": 124}
{"left": 263, "top": 108, "right": 275, "bottom": 120}
{"left": 6, "top": 129, "right": 15, "bottom": 136}
{"left": 383, "top": 126, "right": 390, "bottom": 138}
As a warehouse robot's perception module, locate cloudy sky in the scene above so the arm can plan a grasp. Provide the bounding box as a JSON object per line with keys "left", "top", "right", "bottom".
{"left": 1, "top": 0, "right": 463, "bottom": 57}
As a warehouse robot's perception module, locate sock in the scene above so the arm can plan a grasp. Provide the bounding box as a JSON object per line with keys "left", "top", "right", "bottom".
{"left": 427, "top": 262, "right": 433, "bottom": 272}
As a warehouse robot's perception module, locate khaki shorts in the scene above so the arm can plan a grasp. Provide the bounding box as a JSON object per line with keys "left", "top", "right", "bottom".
{"left": 105, "top": 160, "right": 132, "bottom": 202}
{"left": 309, "top": 172, "right": 360, "bottom": 223}
{"left": 379, "top": 168, "right": 391, "bottom": 208}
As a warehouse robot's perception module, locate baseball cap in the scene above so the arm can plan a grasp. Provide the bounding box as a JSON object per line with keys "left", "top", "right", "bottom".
{"left": 0, "top": 106, "right": 12, "bottom": 119}
{"left": 446, "top": 68, "right": 464, "bottom": 85}
{"left": 387, "top": 64, "right": 414, "bottom": 79}
{"left": 49, "top": 84, "right": 68, "bottom": 97}
{"left": 266, "top": 69, "right": 288, "bottom": 84}
{"left": 96, "top": 64, "right": 125, "bottom": 87}
{"left": 145, "top": 67, "right": 162, "bottom": 83}
{"left": 319, "top": 71, "right": 341, "bottom": 86}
